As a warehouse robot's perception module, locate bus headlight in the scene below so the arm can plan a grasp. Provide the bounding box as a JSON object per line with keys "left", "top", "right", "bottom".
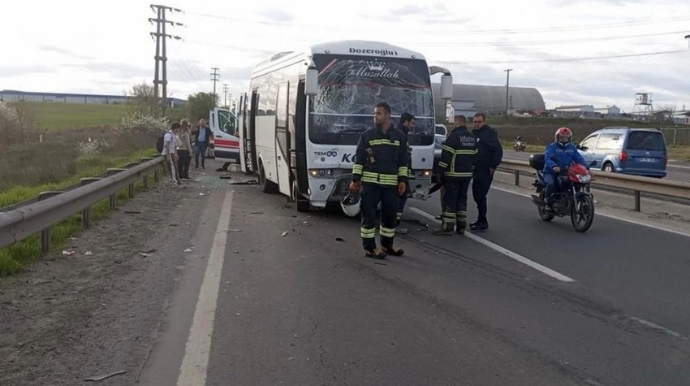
{"left": 309, "top": 169, "right": 334, "bottom": 178}
{"left": 413, "top": 169, "right": 432, "bottom": 178}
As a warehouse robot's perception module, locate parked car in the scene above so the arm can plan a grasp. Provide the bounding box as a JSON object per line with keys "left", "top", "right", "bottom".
{"left": 434, "top": 124, "right": 447, "bottom": 159}
{"left": 576, "top": 127, "right": 668, "bottom": 178}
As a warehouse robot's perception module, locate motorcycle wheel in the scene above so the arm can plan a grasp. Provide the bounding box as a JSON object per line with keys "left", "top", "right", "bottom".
{"left": 537, "top": 192, "right": 555, "bottom": 222}
{"left": 571, "top": 195, "right": 595, "bottom": 232}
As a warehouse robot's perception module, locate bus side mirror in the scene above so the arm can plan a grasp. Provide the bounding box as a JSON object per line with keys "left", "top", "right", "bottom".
{"left": 305, "top": 67, "right": 319, "bottom": 96}
{"left": 441, "top": 75, "right": 453, "bottom": 100}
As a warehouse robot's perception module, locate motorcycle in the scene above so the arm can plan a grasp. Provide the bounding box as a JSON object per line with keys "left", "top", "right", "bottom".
{"left": 513, "top": 135, "right": 526, "bottom": 151}
{"left": 528, "top": 153, "right": 597, "bottom": 233}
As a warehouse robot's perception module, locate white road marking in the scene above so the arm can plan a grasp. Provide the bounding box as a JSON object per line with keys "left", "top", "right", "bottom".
{"left": 490, "top": 185, "right": 690, "bottom": 239}
{"left": 176, "top": 191, "right": 234, "bottom": 386}
{"left": 628, "top": 316, "right": 688, "bottom": 341}
{"left": 408, "top": 207, "right": 576, "bottom": 283}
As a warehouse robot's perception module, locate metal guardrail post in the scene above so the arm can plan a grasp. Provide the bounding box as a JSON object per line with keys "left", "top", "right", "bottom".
{"left": 514, "top": 170, "right": 520, "bottom": 186}
{"left": 141, "top": 158, "right": 153, "bottom": 189}
{"left": 106, "top": 168, "right": 126, "bottom": 209}
{"left": 80, "top": 178, "right": 102, "bottom": 229}
{"left": 126, "top": 162, "right": 141, "bottom": 198}
{"left": 38, "top": 191, "right": 64, "bottom": 253}
{"left": 634, "top": 191, "right": 641, "bottom": 212}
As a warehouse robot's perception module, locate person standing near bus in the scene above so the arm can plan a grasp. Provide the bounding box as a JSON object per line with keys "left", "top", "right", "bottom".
{"left": 433, "top": 114, "right": 476, "bottom": 235}
{"left": 349, "top": 102, "right": 409, "bottom": 260}
{"left": 194, "top": 119, "right": 213, "bottom": 169}
{"left": 395, "top": 112, "right": 415, "bottom": 235}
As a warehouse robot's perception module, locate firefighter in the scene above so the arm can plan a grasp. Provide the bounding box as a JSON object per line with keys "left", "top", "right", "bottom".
{"left": 349, "top": 102, "right": 409, "bottom": 259}
{"left": 433, "top": 114, "right": 477, "bottom": 235}
{"left": 396, "top": 112, "right": 415, "bottom": 235}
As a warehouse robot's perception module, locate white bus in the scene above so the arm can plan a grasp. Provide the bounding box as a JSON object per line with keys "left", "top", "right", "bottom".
{"left": 237, "top": 40, "right": 453, "bottom": 212}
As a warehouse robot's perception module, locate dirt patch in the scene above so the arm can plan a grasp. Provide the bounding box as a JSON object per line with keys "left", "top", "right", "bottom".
{"left": 0, "top": 162, "right": 235, "bottom": 385}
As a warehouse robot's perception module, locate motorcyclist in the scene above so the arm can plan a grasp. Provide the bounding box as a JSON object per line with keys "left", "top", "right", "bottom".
{"left": 542, "top": 127, "right": 588, "bottom": 209}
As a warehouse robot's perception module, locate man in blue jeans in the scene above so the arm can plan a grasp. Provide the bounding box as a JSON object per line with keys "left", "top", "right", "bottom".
{"left": 194, "top": 119, "right": 213, "bottom": 169}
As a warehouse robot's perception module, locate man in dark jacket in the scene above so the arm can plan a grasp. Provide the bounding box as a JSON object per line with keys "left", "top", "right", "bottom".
{"left": 194, "top": 119, "right": 214, "bottom": 169}
{"left": 470, "top": 113, "right": 503, "bottom": 232}
{"left": 395, "top": 112, "right": 415, "bottom": 234}
{"left": 349, "top": 102, "right": 409, "bottom": 259}
{"left": 433, "top": 114, "right": 477, "bottom": 235}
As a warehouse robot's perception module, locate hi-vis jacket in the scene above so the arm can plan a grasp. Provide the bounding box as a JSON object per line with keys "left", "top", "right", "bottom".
{"left": 437, "top": 125, "right": 477, "bottom": 179}
{"left": 352, "top": 125, "right": 409, "bottom": 187}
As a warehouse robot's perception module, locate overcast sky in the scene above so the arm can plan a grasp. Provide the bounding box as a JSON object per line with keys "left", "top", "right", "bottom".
{"left": 2, "top": 0, "right": 690, "bottom": 112}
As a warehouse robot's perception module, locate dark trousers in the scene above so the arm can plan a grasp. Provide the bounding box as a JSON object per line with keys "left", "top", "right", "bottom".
{"left": 177, "top": 150, "right": 191, "bottom": 179}
{"left": 441, "top": 178, "right": 471, "bottom": 231}
{"left": 361, "top": 184, "right": 398, "bottom": 251}
{"left": 396, "top": 183, "right": 410, "bottom": 226}
{"left": 195, "top": 142, "right": 208, "bottom": 167}
{"left": 472, "top": 169, "right": 494, "bottom": 225}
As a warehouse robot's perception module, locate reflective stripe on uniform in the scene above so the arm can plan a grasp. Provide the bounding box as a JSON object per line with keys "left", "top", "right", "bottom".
{"left": 379, "top": 226, "right": 396, "bottom": 238}
{"left": 369, "top": 139, "right": 400, "bottom": 147}
{"left": 361, "top": 171, "right": 398, "bottom": 186}
{"left": 361, "top": 227, "right": 376, "bottom": 239}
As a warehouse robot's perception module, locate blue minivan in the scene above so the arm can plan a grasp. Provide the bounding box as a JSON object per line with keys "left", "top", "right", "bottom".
{"left": 576, "top": 127, "right": 668, "bottom": 178}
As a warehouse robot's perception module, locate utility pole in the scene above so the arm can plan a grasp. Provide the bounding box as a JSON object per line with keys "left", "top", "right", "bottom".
{"left": 504, "top": 68, "right": 513, "bottom": 118}
{"left": 223, "top": 83, "right": 229, "bottom": 107}
{"left": 211, "top": 68, "right": 220, "bottom": 103}
{"left": 149, "top": 4, "right": 182, "bottom": 113}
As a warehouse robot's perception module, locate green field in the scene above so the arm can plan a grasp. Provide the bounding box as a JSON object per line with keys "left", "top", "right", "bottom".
{"left": 14, "top": 102, "right": 128, "bottom": 129}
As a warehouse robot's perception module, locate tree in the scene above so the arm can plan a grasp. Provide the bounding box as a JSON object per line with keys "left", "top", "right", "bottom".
{"left": 124, "top": 82, "right": 159, "bottom": 118}
{"left": 186, "top": 92, "right": 218, "bottom": 122}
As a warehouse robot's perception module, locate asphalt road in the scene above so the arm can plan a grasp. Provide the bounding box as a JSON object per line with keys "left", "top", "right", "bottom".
{"left": 503, "top": 149, "right": 690, "bottom": 181}
{"left": 141, "top": 179, "right": 690, "bottom": 386}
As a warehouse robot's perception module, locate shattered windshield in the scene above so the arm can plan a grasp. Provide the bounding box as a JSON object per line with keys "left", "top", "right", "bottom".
{"left": 310, "top": 54, "right": 435, "bottom": 146}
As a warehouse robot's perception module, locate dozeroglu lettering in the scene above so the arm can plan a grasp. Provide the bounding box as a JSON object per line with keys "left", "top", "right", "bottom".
{"left": 349, "top": 48, "right": 399, "bottom": 56}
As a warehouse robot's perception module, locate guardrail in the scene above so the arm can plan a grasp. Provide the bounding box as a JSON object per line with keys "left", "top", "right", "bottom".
{"left": 498, "top": 159, "right": 690, "bottom": 212}
{"left": 0, "top": 156, "right": 165, "bottom": 252}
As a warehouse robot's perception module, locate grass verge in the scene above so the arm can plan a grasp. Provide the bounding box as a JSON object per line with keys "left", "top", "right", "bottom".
{"left": 0, "top": 148, "right": 161, "bottom": 277}
{"left": 29, "top": 102, "right": 127, "bottom": 130}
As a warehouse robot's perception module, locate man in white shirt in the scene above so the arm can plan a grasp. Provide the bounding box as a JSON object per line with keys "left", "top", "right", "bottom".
{"left": 161, "top": 122, "right": 182, "bottom": 186}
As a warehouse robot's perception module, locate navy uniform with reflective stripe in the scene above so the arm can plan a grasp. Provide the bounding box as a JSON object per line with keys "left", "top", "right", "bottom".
{"left": 352, "top": 124, "right": 409, "bottom": 251}
{"left": 436, "top": 124, "right": 477, "bottom": 232}
{"left": 396, "top": 122, "right": 414, "bottom": 224}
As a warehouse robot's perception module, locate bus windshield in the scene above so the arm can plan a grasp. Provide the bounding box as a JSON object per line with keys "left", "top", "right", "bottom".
{"left": 310, "top": 54, "right": 435, "bottom": 146}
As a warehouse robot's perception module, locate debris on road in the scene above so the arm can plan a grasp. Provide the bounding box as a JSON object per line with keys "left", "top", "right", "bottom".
{"left": 124, "top": 210, "right": 141, "bottom": 214}
{"left": 335, "top": 237, "right": 345, "bottom": 242}
{"left": 231, "top": 179, "right": 259, "bottom": 185}
{"left": 84, "top": 370, "right": 126, "bottom": 382}
{"left": 281, "top": 231, "right": 289, "bottom": 237}
{"left": 219, "top": 174, "right": 232, "bottom": 179}
{"left": 61, "top": 250, "right": 75, "bottom": 256}
{"left": 183, "top": 248, "right": 192, "bottom": 253}
{"left": 85, "top": 251, "right": 93, "bottom": 256}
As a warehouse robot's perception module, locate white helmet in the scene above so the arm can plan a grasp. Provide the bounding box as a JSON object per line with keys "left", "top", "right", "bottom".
{"left": 341, "top": 192, "right": 361, "bottom": 217}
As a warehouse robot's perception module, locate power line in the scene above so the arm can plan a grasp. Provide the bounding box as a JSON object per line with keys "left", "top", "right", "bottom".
{"left": 437, "top": 49, "right": 689, "bottom": 65}
{"left": 410, "top": 30, "right": 688, "bottom": 47}
{"left": 185, "top": 12, "right": 690, "bottom": 35}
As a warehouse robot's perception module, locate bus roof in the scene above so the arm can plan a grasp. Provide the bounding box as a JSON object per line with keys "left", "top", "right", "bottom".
{"left": 252, "top": 40, "right": 427, "bottom": 74}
